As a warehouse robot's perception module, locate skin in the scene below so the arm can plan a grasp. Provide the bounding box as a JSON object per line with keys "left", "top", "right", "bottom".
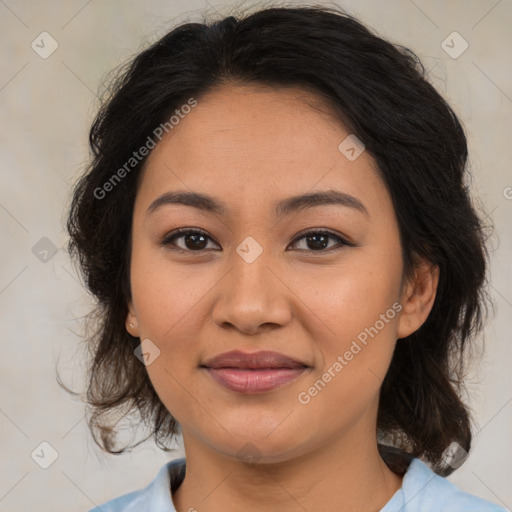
{"left": 126, "top": 83, "right": 439, "bottom": 512}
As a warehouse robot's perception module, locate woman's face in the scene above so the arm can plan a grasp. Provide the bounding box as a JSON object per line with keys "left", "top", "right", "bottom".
{"left": 127, "top": 83, "right": 428, "bottom": 463}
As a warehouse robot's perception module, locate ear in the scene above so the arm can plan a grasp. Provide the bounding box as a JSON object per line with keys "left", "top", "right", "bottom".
{"left": 126, "top": 300, "right": 140, "bottom": 338}
{"left": 396, "top": 258, "right": 440, "bottom": 339}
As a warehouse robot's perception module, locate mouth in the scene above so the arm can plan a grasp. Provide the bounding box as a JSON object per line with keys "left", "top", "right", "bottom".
{"left": 200, "top": 350, "right": 310, "bottom": 394}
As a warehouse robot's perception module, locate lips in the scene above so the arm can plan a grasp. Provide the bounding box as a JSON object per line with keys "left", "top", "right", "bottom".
{"left": 201, "top": 350, "right": 309, "bottom": 394}
{"left": 202, "top": 350, "right": 307, "bottom": 370}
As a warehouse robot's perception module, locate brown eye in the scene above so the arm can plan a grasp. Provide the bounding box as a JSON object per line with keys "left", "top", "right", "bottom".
{"left": 161, "top": 228, "right": 220, "bottom": 252}
{"left": 288, "top": 229, "right": 352, "bottom": 252}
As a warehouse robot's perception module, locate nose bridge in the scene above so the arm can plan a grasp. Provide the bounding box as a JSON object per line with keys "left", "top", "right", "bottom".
{"left": 240, "top": 241, "right": 270, "bottom": 282}
{"left": 211, "top": 235, "right": 289, "bottom": 333}
{"left": 229, "top": 235, "right": 275, "bottom": 302}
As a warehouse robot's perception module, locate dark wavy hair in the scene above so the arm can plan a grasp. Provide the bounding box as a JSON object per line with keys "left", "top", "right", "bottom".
{"left": 63, "top": 3, "right": 492, "bottom": 477}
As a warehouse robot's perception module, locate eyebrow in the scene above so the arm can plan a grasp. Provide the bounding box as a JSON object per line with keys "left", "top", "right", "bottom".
{"left": 147, "top": 189, "right": 369, "bottom": 218}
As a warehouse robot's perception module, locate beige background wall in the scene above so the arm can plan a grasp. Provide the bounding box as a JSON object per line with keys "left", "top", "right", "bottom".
{"left": 0, "top": 0, "right": 510, "bottom": 510}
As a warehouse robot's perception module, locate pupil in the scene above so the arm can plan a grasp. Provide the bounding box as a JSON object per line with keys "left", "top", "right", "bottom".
{"left": 307, "top": 234, "right": 328, "bottom": 250}
{"left": 186, "top": 234, "right": 206, "bottom": 250}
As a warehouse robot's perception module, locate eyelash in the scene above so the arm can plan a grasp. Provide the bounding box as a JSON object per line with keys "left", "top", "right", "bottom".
{"left": 160, "top": 227, "right": 354, "bottom": 254}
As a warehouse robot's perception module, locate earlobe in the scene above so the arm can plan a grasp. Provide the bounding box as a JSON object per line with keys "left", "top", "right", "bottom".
{"left": 396, "top": 260, "right": 440, "bottom": 339}
{"left": 126, "top": 301, "right": 139, "bottom": 337}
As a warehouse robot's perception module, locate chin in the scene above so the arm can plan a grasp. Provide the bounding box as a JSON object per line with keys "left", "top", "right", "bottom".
{"left": 206, "top": 423, "right": 311, "bottom": 465}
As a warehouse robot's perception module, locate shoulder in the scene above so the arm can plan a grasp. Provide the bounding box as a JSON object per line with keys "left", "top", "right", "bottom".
{"left": 87, "top": 457, "right": 186, "bottom": 512}
{"left": 383, "top": 458, "right": 507, "bottom": 512}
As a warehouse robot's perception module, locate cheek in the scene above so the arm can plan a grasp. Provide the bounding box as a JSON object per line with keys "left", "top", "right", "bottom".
{"left": 129, "top": 243, "right": 213, "bottom": 340}
{"left": 293, "top": 251, "right": 402, "bottom": 340}
{"left": 296, "top": 298, "right": 399, "bottom": 439}
{"left": 129, "top": 248, "right": 207, "bottom": 419}
{"left": 294, "top": 251, "right": 402, "bottom": 398}
{"left": 128, "top": 246, "right": 212, "bottom": 400}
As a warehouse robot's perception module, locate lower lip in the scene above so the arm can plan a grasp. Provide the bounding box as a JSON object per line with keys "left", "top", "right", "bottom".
{"left": 204, "top": 367, "right": 307, "bottom": 394}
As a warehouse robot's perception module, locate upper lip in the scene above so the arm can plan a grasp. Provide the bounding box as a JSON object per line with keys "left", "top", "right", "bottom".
{"left": 202, "top": 350, "right": 308, "bottom": 369}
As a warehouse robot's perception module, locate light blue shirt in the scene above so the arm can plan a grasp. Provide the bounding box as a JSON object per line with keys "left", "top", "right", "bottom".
{"left": 89, "top": 457, "right": 507, "bottom": 511}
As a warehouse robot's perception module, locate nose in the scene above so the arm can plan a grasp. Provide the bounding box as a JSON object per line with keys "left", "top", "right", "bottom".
{"left": 211, "top": 245, "right": 292, "bottom": 335}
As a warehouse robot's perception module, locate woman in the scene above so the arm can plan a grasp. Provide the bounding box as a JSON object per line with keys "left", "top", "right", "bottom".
{"left": 66, "top": 5, "right": 506, "bottom": 511}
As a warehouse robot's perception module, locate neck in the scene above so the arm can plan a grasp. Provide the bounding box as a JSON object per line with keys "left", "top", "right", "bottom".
{"left": 173, "top": 427, "right": 403, "bottom": 512}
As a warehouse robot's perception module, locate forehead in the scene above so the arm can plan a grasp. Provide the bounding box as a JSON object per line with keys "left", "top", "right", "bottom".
{"left": 167, "top": 82, "right": 347, "bottom": 156}
{"left": 136, "top": 83, "right": 391, "bottom": 220}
